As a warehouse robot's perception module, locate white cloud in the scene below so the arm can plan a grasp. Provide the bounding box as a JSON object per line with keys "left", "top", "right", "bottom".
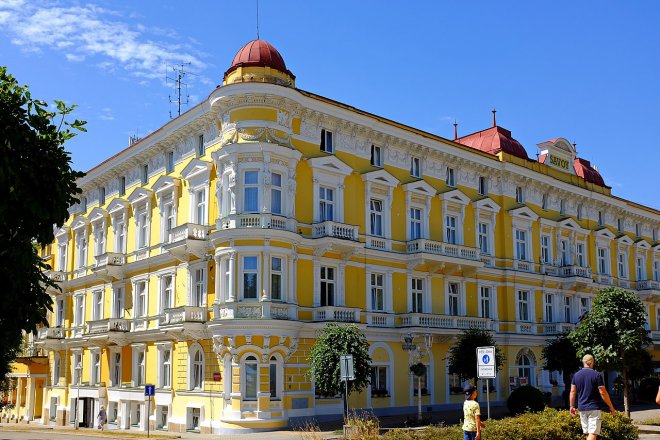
{"left": 0, "top": 2, "right": 207, "bottom": 83}
{"left": 99, "top": 107, "right": 115, "bottom": 121}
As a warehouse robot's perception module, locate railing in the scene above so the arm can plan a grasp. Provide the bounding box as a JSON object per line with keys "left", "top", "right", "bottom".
{"left": 45, "top": 270, "right": 67, "bottom": 282}
{"left": 637, "top": 280, "right": 660, "bottom": 290}
{"left": 87, "top": 318, "right": 130, "bottom": 334}
{"left": 480, "top": 255, "right": 494, "bottom": 267}
{"left": 560, "top": 265, "right": 592, "bottom": 279}
{"left": 618, "top": 279, "right": 630, "bottom": 289}
{"left": 397, "top": 313, "right": 492, "bottom": 330}
{"left": 38, "top": 327, "right": 64, "bottom": 339}
{"left": 17, "top": 343, "right": 44, "bottom": 357}
{"left": 313, "top": 306, "right": 361, "bottom": 323}
{"left": 407, "top": 239, "right": 479, "bottom": 261}
{"left": 95, "top": 252, "right": 126, "bottom": 267}
{"left": 214, "top": 302, "right": 297, "bottom": 320}
{"left": 366, "top": 236, "right": 390, "bottom": 251}
{"left": 541, "top": 264, "right": 559, "bottom": 276}
{"left": 513, "top": 260, "right": 534, "bottom": 272}
{"left": 218, "top": 214, "right": 294, "bottom": 231}
{"left": 596, "top": 274, "right": 613, "bottom": 285}
{"left": 541, "top": 322, "right": 575, "bottom": 335}
{"left": 160, "top": 306, "right": 207, "bottom": 325}
{"left": 312, "top": 221, "right": 359, "bottom": 241}
{"left": 366, "top": 312, "right": 394, "bottom": 327}
{"left": 169, "top": 223, "right": 210, "bottom": 243}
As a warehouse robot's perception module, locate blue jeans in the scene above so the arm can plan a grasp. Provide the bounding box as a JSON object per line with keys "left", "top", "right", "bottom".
{"left": 464, "top": 431, "right": 477, "bottom": 440}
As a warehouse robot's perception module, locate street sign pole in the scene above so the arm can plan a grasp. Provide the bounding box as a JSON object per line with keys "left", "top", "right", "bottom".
{"left": 476, "top": 346, "right": 496, "bottom": 421}
{"left": 339, "top": 355, "right": 354, "bottom": 421}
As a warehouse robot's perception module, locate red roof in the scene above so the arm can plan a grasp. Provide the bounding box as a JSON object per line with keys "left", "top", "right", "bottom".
{"left": 574, "top": 158, "right": 607, "bottom": 187}
{"left": 225, "top": 39, "right": 295, "bottom": 79}
{"left": 455, "top": 126, "right": 529, "bottom": 160}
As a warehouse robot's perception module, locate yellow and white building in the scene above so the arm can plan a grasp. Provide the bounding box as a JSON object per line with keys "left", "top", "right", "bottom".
{"left": 4, "top": 39, "right": 660, "bottom": 433}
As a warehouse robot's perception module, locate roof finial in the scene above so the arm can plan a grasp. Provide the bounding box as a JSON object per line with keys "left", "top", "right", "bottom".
{"left": 492, "top": 108, "right": 497, "bottom": 127}
{"left": 453, "top": 120, "right": 458, "bottom": 140}
{"left": 256, "top": 0, "right": 260, "bottom": 40}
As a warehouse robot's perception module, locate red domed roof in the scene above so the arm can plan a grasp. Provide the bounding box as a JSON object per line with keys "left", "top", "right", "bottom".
{"left": 574, "top": 158, "right": 607, "bottom": 187}
{"left": 455, "top": 126, "right": 529, "bottom": 160}
{"left": 225, "top": 39, "right": 294, "bottom": 79}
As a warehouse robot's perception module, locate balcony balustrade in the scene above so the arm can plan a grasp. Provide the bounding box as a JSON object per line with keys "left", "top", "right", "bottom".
{"left": 163, "top": 223, "right": 212, "bottom": 261}
{"left": 214, "top": 302, "right": 297, "bottom": 320}
{"left": 45, "top": 270, "right": 67, "bottom": 283}
{"left": 366, "top": 236, "right": 390, "bottom": 251}
{"left": 366, "top": 312, "right": 395, "bottom": 327}
{"left": 86, "top": 318, "right": 130, "bottom": 334}
{"left": 559, "top": 265, "right": 592, "bottom": 279}
{"left": 218, "top": 214, "right": 295, "bottom": 232}
{"left": 407, "top": 239, "right": 479, "bottom": 261}
{"left": 37, "top": 327, "right": 64, "bottom": 340}
{"left": 636, "top": 280, "right": 660, "bottom": 302}
{"left": 618, "top": 279, "right": 630, "bottom": 289}
{"left": 596, "top": 274, "right": 613, "bottom": 285}
{"left": 160, "top": 306, "right": 208, "bottom": 325}
{"left": 312, "top": 221, "right": 359, "bottom": 241}
{"left": 513, "top": 260, "right": 534, "bottom": 272}
{"left": 312, "top": 306, "right": 361, "bottom": 323}
{"left": 637, "top": 280, "right": 660, "bottom": 290}
{"left": 397, "top": 313, "right": 492, "bottom": 330}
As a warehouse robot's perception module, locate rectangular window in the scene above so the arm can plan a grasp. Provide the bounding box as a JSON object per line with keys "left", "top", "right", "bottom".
{"left": 269, "top": 361, "right": 278, "bottom": 399}
{"left": 478, "top": 223, "right": 489, "bottom": 254}
{"left": 654, "top": 261, "right": 660, "bottom": 282}
{"left": 618, "top": 253, "right": 627, "bottom": 279}
{"left": 518, "top": 290, "right": 530, "bottom": 321}
{"left": 410, "top": 156, "right": 421, "bottom": 178}
{"left": 516, "top": 186, "right": 524, "bottom": 204}
{"left": 541, "top": 235, "right": 551, "bottom": 264}
{"left": 479, "top": 286, "right": 491, "bottom": 319}
{"left": 100, "top": 187, "right": 106, "bottom": 206}
{"left": 113, "top": 286, "right": 124, "bottom": 318}
{"left": 271, "top": 172, "right": 282, "bottom": 215}
{"left": 119, "top": 176, "right": 126, "bottom": 196}
{"left": 637, "top": 257, "right": 645, "bottom": 280}
{"left": 370, "top": 273, "right": 384, "bottom": 311}
{"left": 197, "top": 134, "right": 205, "bottom": 157}
{"left": 409, "top": 208, "right": 422, "bottom": 240}
{"left": 73, "top": 352, "right": 82, "bottom": 385}
{"left": 411, "top": 278, "right": 423, "bottom": 313}
{"left": 115, "top": 221, "right": 125, "bottom": 253}
{"left": 560, "top": 239, "right": 570, "bottom": 266}
{"left": 370, "top": 199, "right": 383, "bottom": 237}
{"left": 75, "top": 296, "right": 84, "bottom": 326}
{"left": 167, "top": 151, "right": 174, "bottom": 173}
{"left": 320, "top": 129, "right": 333, "bottom": 153}
{"left": 544, "top": 294, "right": 554, "bottom": 322}
{"left": 77, "top": 236, "right": 87, "bottom": 269}
{"left": 138, "top": 211, "right": 148, "bottom": 249}
{"left": 448, "top": 282, "right": 460, "bottom": 316}
{"left": 478, "top": 176, "right": 487, "bottom": 196}
{"left": 445, "top": 215, "right": 457, "bottom": 244}
{"left": 542, "top": 193, "right": 548, "bottom": 210}
{"left": 618, "top": 218, "right": 623, "bottom": 233}
{"left": 194, "top": 188, "right": 206, "bottom": 224}
{"left": 243, "top": 256, "right": 258, "bottom": 299}
{"left": 136, "top": 281, "right": 147, "bottom": 317}
{"left": 56, "top": 298, "right": 65, "bottom": 327}
{"left": 271, "top": 257, "right": 282, "bottom": 301}
{"left": 91, "top": 352, "right": 101, "bottom": 385}
{"left": 370, "top": 145, "right": 382, "bottom": 167}
{"left": 598, "top": 211, "right": 604, "bottom": 226}
{"left": 82, "top": 196, "right": 87, "bottom": 212}
{"left": 163, "top": 199, "right": 175, "bottom": 242}
{"left": 446, "top": 167, "right": 455, "bottom": 187}
{"left": 319, "top": 186, "right": 334, "bottom": 222}
{"left": 515, "top": 229, "right": 527, "bottom": 261}
{"left": 111, "top": 352, "right": 121, "bottom": 387}
{"left": 58, "top": 243, "right": 67, "bottom": 272}
{"left": 563, "top": 296, "right": 572, "bottom": 323}
{"left": 576, "top": 243, "right": 585, "bottom": 267}
{"left": 160, "top": 349, "right": 171, "bottom": 388}
{"left": 597, "top": 247, "right": 608, "bottom": 274}
{"left": 245, "top": 360, "right": 258, "bottom": 399}
{"left": 95, "top": 230, "right": 105, "bottom": 256}
{"left": 370, "top": 366, "right": 388, "bottom": 395}
{"left": 142, "top": 164, "right": 148, "bottom": 185}
{"left": 161, "top": 275, "right": 173, "bottom": 312}
{"left": 92, "top": 290, "right": 103, "bottom": 320}
{"left": 320, "top": 266, "right": 335, "bottom": 307}
{"left": 134, "top": 351, "right": 145, "bottom": 386}
{"left": 193, "top": 268, "right": 205, "bottom": 307}
{"left": 244, "top": 171, "right": 259, "bottom": 212}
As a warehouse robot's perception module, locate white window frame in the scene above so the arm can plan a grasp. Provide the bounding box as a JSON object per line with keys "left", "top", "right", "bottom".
{"left": 92, "top": 289, "right": 103, "bottom": 321}
{"left": 544, "top": 293, "right": 555, "bottom": 323}
{"left": 516, "top": 290, "right": 532, "bottom": 322}
{"left": 370, "top": 198, "right": 385, "bottom": 237}
{"left": 158, "top": 272, "right": 175, "bottom": 314}
{"left": 369, "top": 272, "right": 386, "bottom": 312}
{"left": 478, "top": 222, "right": 490, "bottom": 255}
{"left": 478, "top": 285, "right": 496, "bottom": 319}
{"left": 563, "top": 295, "right": 572, "bottom": 323}
{"left": 654, "top": 259, "right": 660, "bottom": 282}
{"left": 241, "top": 255, "right": 260, "bottom": 300}
{"left": 270, "top": 171, "right": 283, "bottom": 216}
{"left": 90, "top": 349, "right": 101, "bottom": 386}
{"left": 478, "top": 176, "right": 487, "bottom": 196}
{"left": 53, "top": 353, "right": 61, "bottom": 386}
{"left": 75, "top": 231, "right": 88, "bottom": 269}
{"left": 410, "top": 277, "right": 425, "bottom": 313}
{"left": 618, "top": 252, "right": 628, "bottom": 279}
{"left": 243, "top": 355, "right": 259, "bottom": 400}
{"left": 516, "top": 186, "right": 524, "bottom": 204}
{"left": 243, "top": 170, "right": 260, "bottom": 213}
{"left": 319, "top": 264, "right": 337, "bottom": 307}
{"left": 515, "top": 229, "right": 529, "bottom": 261}
{"left": 410, "top": 156, "right": 421, "bottom": 178}
{"left": 446, "top": 280, "right": 464, "bottom": 316}
{"left": 597, "top": 246, "right": 609, "bottom": 275}
{"left": 319, "top": 186, "right": 335, "bottom": 222}
{"left": 445, "top": 214, "right": 458, "bottom": 245}
{"left": 72, "top": 351, "right": 82, "bottom": 385}
{"left": 57, "top": 241, "right": 68, "bottom": 272}
{"left": 445, "top": 167, "right": 455, "bottom": 187}
{"left": 153, "top": 176, "right": 180, "bottom": 245}
{"left": 637, "top": 256, "right": 646, "bottom": 281}
{"left": 74, "top": 294, "right": 85, "bottom": 327}
{"left": 112, "top": 284, "right": 125, "bottom": 319}
{"left": 158, "top": 345, "right": 172, "bottom": 389}
{"left": 310, "top": 156, "right": 352, "bottom": 224}
{"left": 270, "top": 255, "right": 284, "bottom": 301}
{"left": 55, "top": 297, "right": 65, "bottom": 327}
{"left": 132, "top": 345, "right": 146, "bottom": 387}
{"left": 189, "top": 263, "right": 207, "bottom": 307}
{"left": 370, "top": 144, "right": 383, "bottom": 167}
{"left": 188, "top": 344, "right": 205, "bottom": 391}
{"left": 110, "top": 348, "right": 121, "bottom": 387}
{"left": 409, "top": 207, "right": 423, "bottom": 241}
{"left": 320, "top": 128, "right": 333, "bottom": 153}
{"left": 576, "top": 242, "right": 586, "bottom": 267}
{"left": 541, "top": 234, "right": 552, "bottom": 264}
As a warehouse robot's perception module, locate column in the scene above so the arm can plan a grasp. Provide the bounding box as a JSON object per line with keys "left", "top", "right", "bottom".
{"left": 312, "top": 259, "right": 320, "bottom": 307}
{"left": 261, "top": 249, "right": 270, "bottom": 302}
{"left": 227, "top": 252, "right": 236, "bottom": 302}
{"left": 338, "top": 262, "right": 346, "bottom": 306}
{"left": 15, "top": 377, "right": 23, "bottom": 421}
{"left": 213, "top": 255, "right": 222, "bottom": 304}
{"left": 228, "top": 356, "right": 242, "bottom": 419}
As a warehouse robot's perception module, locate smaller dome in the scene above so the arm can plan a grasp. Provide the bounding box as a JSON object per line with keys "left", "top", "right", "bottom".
{"left": 225, "top": 39, "right": 294, "bottom": 79}
{"left": 574, "top": 158, "right": 607, "bottom": 187}
{"left": 456, "top": 126, "right": 529, "bottom": 160}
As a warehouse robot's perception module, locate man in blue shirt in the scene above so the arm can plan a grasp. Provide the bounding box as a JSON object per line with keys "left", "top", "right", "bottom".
{"left": 570, "top": 354, "right": 615, "bottom": 440}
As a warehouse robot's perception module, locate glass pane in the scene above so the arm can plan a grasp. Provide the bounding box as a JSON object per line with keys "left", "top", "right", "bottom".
{"left": 245, "top": 171, "right": 258, "bottom": 185}
{"left": 245, "top": 363, "right": 257, "bottom": 399}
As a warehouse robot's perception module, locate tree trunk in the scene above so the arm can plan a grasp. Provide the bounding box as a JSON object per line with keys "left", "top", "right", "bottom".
{"left": 623, "top": 369, "right": 629, "bottom": 417}
{"left": 417, "top": 376, "right": 422, "bottom": 421}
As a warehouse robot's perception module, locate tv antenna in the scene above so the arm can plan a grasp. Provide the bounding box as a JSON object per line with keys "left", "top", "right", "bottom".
{"left": 166, "top": 62, "right": 193, "bottom": 118}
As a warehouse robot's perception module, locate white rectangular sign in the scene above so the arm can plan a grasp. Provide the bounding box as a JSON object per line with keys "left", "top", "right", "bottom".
{"left": 339, "top": 354, "right": 354, "bottom": 381}
{"left": 477, "top": 346, "right": 496, "bottom": 379}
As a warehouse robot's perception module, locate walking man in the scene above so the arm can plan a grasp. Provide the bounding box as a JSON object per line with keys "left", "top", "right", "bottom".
{"left": 570, "top": 354, "right": 615, "bottom": 440}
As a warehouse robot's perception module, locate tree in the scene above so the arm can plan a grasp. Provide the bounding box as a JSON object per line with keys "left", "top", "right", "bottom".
{"left": 308, "top": 323, "right": 371, "bottom": 415}
{"left": 542, "top": 333, "right": 581, "bottom": 407}
{"left": 0, "top": 66, "right": 85, "bottom": 378}
{"left": 569, "top": 287, "right": 652, "bottom": 416}
{"left": 447, "top": 327, "right": 505, "bottom": 383}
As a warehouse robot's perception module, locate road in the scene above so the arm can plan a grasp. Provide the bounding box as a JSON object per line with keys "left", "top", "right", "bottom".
{"left": 0, "top": 428, "right": 308, "bottom": 440}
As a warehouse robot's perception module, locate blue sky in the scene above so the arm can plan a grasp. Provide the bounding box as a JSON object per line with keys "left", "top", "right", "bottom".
{"left": 1, "top": 1, "right": 658, "bottom": 209}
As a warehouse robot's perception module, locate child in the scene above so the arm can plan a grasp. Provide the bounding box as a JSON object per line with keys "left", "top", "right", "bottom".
{"left": 463, "top": 384, "right": 485, "bottom": 440}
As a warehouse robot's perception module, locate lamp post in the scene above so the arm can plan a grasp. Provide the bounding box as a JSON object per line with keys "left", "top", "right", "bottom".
{"left": 401, "top": 334, "right": 421, "bottom": 421}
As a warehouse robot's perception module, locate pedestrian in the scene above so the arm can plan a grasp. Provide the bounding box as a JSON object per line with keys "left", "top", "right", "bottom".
{"left": 570, "top": 354, "right": 616, "bottom": 440}
{"left": 97, "top": 405, "right": 107, "bottom": 431}
{"left": 462, "top": 383, "right": 485, "bottom": 440}
{"left": 655, "top": 384, "right": 660, "bottom": 405}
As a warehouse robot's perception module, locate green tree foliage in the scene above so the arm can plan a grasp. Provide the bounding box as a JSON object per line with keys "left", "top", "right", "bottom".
{"left": 447, "top": 327, "right": 505, "bottom": 382}
{"left": 569, "top": 287, "right": 652, "bottom": 416}
{"left": 0, "top": 66, "right": 85, "bottom": 378}
{"left": 542, "top": 333, "right": 580, "bottom": 393}
{"left": 308, "top": 323, "right": 371, "bottom": 397}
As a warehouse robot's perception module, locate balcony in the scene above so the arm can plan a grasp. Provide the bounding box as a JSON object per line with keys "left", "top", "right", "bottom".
{"left": 37, "top": 327, "right": 64, "bottom": 340}
{"left": 92, "top": 252, "right": 126, "bottom": 281}
{"left": 163, "top": 223, "right": 212, "bottom": 261}
{"left": 45, "top": 270, "right": 67, "bottom": 283}
{"left": 652, "top": 331, "right": 660, "bottom": 345}
{"left": 595, "top": 274, "right": 613, "bottom": 286}
{"left": 540, "top": 322, "right": 575, "bottom": 335}
{"left": 213, "top": 302, "right": 297, "bottom": 320}
{"left": 407, "top": 239, "right": 482, "bottom": 273}
{"left": 217, "top": 213, "right": 296, "bottom": 232}
{"left": 366, "top": 236, "right": 391, "bottom": 251}
{"left": 397, "top": 313, "right": 492, "bottom": 330}
{"left": 513, "top": 260, "right": 535, "bottom": 273}
{"left": 160, "top": 306, "right": 208, "bottom": 325}
{"left": 618, "top": 279, "right": 631, "bottom": 289}
{"left": 540, "top": 264, "right": 559, "bottom": 276}
{"left": 312, "top": 221, "right": 359, "bottom": 241}
{"left": 366, "top": 312, "right": 395, "bottom": 327}
{"left": 312, "top": 306, "right": 361, "bottom": 323}
{"left": 559, "top": 265, "right": 592, "bottom": 288}
{"left": 87, "top": 318, "right": 130, "bottom": 334}
{"left": 637, "top": 280, "right": 660, "bottom": 302}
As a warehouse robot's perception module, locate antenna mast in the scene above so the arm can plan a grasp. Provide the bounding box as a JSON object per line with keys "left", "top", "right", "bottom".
{"left": 166, "top": 62, "right": 192, "bottom": 118}
{"left": 256, "top": 0, "right": 260, "bottom": 39}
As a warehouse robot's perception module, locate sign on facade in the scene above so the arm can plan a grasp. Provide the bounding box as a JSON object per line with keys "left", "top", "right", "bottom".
{"left": 339, "top": 354, "right": 354, "bottom": 381}
{"left": 213, "top": 372, "right": 222, "bottom": 382}
{"left": 476, "top": 346, "right": 496, "bottom": 379}
{"left": 144, "top": 384, "right": 155, "bottom": 396}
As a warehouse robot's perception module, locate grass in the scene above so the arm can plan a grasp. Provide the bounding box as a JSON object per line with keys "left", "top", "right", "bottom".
{"left": 638, "top": 417, "right": 660, "bottom": 426}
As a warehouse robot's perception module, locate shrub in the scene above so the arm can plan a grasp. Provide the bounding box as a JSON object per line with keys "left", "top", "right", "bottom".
{"left": 507, "top": 385, "right": 548, "bottom": 415}
{"left": 637, "top": 376, "right": 660, "bottom": 402}
{"left": 345, "top": 410, "right": 380, "bottom": 440}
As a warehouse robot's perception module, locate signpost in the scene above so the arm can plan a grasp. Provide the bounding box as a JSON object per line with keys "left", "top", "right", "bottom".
{"left": 145, "top": 384, "right": 155, "bottom": 437}
{"left": 477, "top": 346, "right": 496, "bottom": 420}
{"left": 339, "top": 354, "right": 354, "bottom": 419}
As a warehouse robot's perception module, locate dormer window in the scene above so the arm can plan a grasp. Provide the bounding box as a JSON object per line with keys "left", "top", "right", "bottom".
{"left": 370, "top": 145, "right": 382, "bottom": 167}
{"left": 446, "top": 167, "right": 455, "bottom": 187}
{"left": 478, "top": 177, "right": 487, "bottom": 196}
{"left": 515, "top": 186, "right": 524, "bottom": 204}
{"left": 320, "top": 129, "right": 333, "bottom": 153}
{"left": 410, "top": 156, "right": 421, "bottom": 178}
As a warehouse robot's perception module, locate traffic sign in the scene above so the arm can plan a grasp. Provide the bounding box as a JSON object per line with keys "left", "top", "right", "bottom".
{"left": 477, "top": 346, "right": 496, "bottom": 379}
{"left": 213, "top": 372, "right": 222, "bottom": 382}
{"left": 144, "top": 384, "right": 155, "bottom": 396}
{"left": 339, "top": 354, "right": 354, "bottom": 381}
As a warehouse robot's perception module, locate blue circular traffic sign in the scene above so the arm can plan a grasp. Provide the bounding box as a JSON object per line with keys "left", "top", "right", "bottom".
{"left": 482, "top": 354, "right": 491, "bottom": 364}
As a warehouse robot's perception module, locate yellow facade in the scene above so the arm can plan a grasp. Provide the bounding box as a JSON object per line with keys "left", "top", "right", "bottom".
{"left": 6, "top": 39, "right": 660, "bottom": 433}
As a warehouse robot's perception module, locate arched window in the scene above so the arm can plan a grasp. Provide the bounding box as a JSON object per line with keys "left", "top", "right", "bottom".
{"left": 269, "top": 356, "right": 279, "bottom": 400}
{"left": 244, "top": 356, "right": 258, "bottom": 400}
{"left": 518, "top": 354, "right": 532, "bottom": 379}
{"left": 53, "top": 353, "right": 61, "bottom": 386}
{"left": 189, "top": 346, "right": 204, "bottom": 390}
